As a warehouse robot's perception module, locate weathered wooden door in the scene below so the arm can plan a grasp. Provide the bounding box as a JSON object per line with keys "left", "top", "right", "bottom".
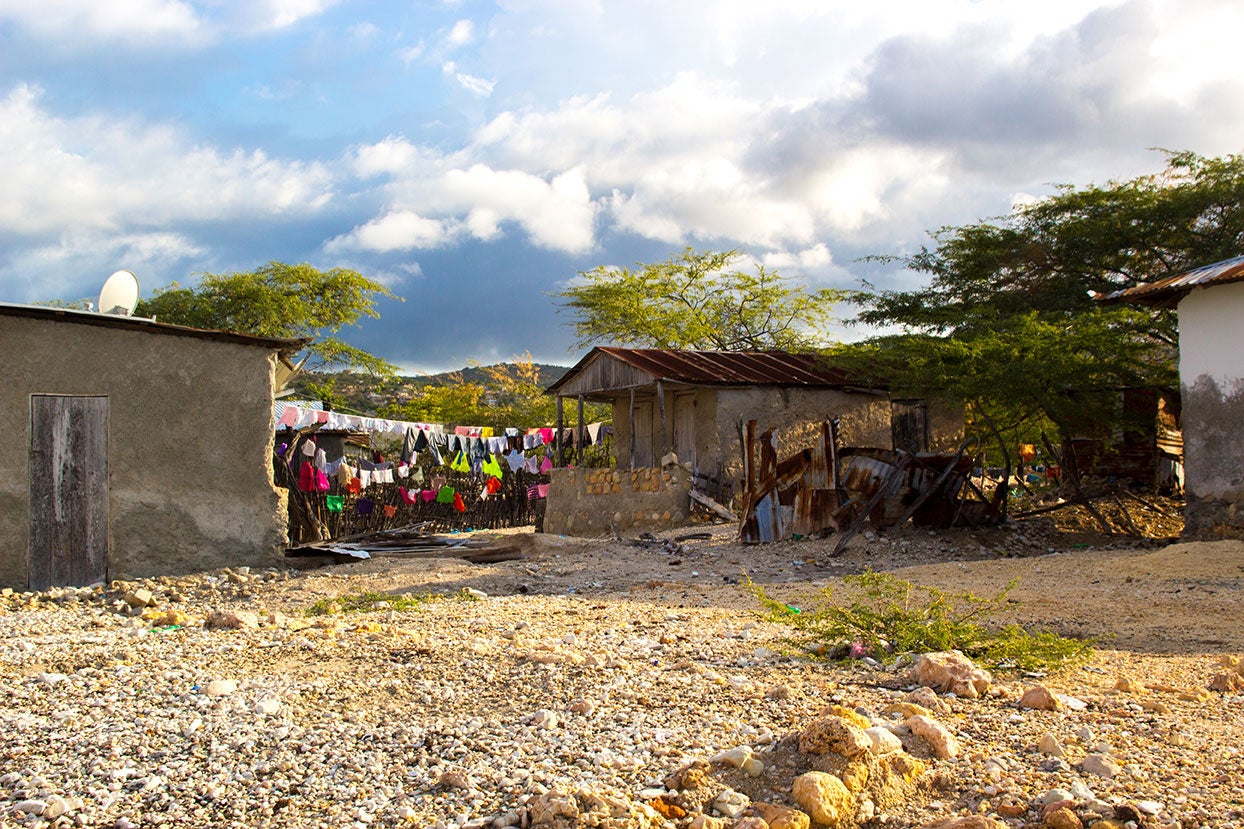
{"left": 672, "top": 392, "right": 697, "bottom": 469}
{"left": 632, "top": 400, "right": 654, "bottom": 467}
{"left": 891, "top": 399, "right": 929, "bottom": 454}
{"left": 28, "top": 395, "right": 109, "bottom": 590}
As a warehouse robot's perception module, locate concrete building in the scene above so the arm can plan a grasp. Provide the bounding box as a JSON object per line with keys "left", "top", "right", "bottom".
{"left": 0, "top": 303, "right": 305, "bottom": 590}
{"left": 1100, "top": 255, "right": 1244, "bottom": 533}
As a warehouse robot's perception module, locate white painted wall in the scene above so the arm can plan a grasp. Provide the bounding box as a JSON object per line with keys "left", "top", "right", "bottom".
{"left": 1179, "top": 281, "right": 1244, "bottom": 386}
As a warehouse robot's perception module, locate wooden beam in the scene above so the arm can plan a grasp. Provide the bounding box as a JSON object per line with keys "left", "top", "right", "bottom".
{"left": 657, "top": 380, "right": 668, "bottom": 462}
{"left": 555, "top": 395, "right": 564, "bottom": 467}
{"left": 628, "top": 387, "right": 636, "bottom": 470}
{"left": 690, "top": 489, "right": 737, "bottom": 522}
{"left": 576, "top": 394, "right": 585, "bottom": 466}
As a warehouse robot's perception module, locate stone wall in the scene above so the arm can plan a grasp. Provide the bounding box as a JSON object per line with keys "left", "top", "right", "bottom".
{"left": 0, "top": 314, "right": 287, "bottom": 588}
{"left": 542, "top": 466, "right": 691, "bottom": 537}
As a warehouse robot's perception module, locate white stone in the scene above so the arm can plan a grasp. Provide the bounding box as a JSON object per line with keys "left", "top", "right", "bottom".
{"left": 865, "top": 726, "right": 904, "bottom": 755}
{"left": 203, "top": 679, "right": 238, "bottom": 697}
{"left": 710, "top": 746, "right": 752, "bottom": 768}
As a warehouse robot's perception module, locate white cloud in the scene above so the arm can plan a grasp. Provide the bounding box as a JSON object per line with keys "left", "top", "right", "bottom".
{"left": 442, "top": 61, "right": 495, "bottom": 96}
{"left": 0, "top": 0, "right": 205, "bottom": 45}
{"left": 0, "top": 84, "right": 335, "bottom": 236}
{"left": 325, "top": 211, "right": 454, "bottom": 253}
{"left": 761, "top": 244, "right": 833, "bottom": 271}
{"left": 445, "top": 18, "right": 474, "bottom": 48}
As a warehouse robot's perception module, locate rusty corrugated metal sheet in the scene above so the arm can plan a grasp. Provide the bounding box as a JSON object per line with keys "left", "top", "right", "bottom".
{"left": 1096, "top": 255, "right": 1244, "bottom": 308}
{"left": 548, "top": 346, "right": 861, "bottom": 393}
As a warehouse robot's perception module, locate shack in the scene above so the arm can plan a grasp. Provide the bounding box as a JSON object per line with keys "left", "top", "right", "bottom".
{"left": 543, "top": 347, "right": 962, "bottom": 535}
{"left": 0, "top": 303, "right": 306, "bottom": 589}
{"left": 1098, "top": 255, "right": 1244, "bottom": 533}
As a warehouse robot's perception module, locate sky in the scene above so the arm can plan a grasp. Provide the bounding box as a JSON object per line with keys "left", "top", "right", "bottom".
{"left": 2, "top": 0, "right": 1243, "bottom": 373}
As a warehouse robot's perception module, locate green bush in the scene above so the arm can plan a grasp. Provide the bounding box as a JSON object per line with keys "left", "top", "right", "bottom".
{"left": 747, "top": 571, "right": 1092, "bottom": 673}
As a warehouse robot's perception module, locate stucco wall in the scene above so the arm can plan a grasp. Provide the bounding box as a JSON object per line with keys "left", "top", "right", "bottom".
{"left": 1178, "top": 284, "right": 1244, "bottom": 533}
{"left": 0, "top": 315, "right": 286, "bottom": 588}
{"left": 713, "top": 387, "right": 894, "bottom": 482}
{"left": 543, "top": 466, "right": 690, "bottom": 536}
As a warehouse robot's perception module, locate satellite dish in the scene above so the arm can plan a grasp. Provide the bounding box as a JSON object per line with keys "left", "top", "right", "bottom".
{"left": 98, "top": 270, "right": 140, "bottom": 316}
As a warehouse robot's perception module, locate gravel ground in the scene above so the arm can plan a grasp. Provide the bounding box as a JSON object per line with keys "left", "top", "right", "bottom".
{"left": 2, "top": 521, "right": 1243, "bottom": 829}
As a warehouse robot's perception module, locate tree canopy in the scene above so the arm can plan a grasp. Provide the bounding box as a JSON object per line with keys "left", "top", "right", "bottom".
{"left": 554, "top": 247, "right": 845, "bottom": 351}
{"left": 136, "top": 261, "right": 400, "bottom": 375}
{"left": 843, "top": 150, "right": 1244, "bottom": 472}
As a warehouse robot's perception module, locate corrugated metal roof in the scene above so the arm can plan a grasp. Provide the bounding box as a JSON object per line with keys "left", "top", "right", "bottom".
{"left": 548, "top": 347, "right": 861, "bottom": 393}
{"left": 0, "top": 301, "right": 309, "bottom": 350}
{"left": 1096, "top": 255, "right": 1244, "bottom": 308}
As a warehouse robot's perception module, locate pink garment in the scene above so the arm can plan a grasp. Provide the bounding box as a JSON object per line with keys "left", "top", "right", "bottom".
{"left": 538, "top": 428, "right": 554, "bottom": 445}
{"left": 540, "top": 456, "right": 553, "bottom": 473}
{"left": 421, "top": 489, "right": 436, "bottom": 502}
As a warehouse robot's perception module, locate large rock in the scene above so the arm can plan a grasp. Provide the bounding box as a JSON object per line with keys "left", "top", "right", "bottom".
{"left": 791, "top": 772, "right": 854, "bottom": 827}
{"left": 525, "top": 786, "right": 665, "bottom": 829}
{"left": 799, "top": 715, "right": 872, "bottom": 758}
{"left": 909, "top": 651, "right": 992, "bottom": 698}
{"left": 1018, "top": 684, "right": 1059, "bottom": 711}
{"left": 905, "top": 715, "right": 959, "bottom": 759}
{"left": 752, "top": 803, "right": 811, "bottom": 829}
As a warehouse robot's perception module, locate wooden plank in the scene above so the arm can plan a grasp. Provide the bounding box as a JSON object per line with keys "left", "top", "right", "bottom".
{"left": 657, "top": 380, "right": 668, "bottom": 460}
{"left": 628, "top": 387, "right": 636, "bottom": 469}
{"left": 555, "top": 395, "right": 564, "bottom": 467}
{"left": 29, "top": 395, "right": 109, "bottom": 590}
{"left": 576, "top": 394, "right": 585, "bottom": 466}
{"left": 689, "top": 489, "right": 736, "bottom": 522}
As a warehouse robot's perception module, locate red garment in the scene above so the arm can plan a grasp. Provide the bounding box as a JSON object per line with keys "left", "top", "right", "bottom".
{"left": 345, "top": 477, "right": 362, "bottom": 494}
{"left": 298, "top": 461, "right": 315, "bottom": 492}
{"left": 485, "top": 476, "right": 502, "bottom": 494}
{"left": 452, "top": 492, "right": 467, "bottom": 512}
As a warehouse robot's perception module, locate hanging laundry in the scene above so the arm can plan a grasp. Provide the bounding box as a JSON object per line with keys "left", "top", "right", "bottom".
{"left": 485, "top": 476, "right": 502, "bottom": 494}
{"left": 325, "top": 495, "right": 344, "bottom": 512}
{"left": 539, "top": 427, "right": 554, "bottom": 445}
{"left": 523, "top": 434, "right": 540, "bottom": 449}
{"left": 314, "top": 468, "right": 330, "bottom": 492}
{"left": 337, "top": 463, "right": 355, "bottom": 487}
{"left": 314, "top": 448, "right": 328, "bottom": 471}
{"left": 345, "top": 477, "right": 362, "bottom": 495}
{"left": 412, "top": 466, "right": 425, "bottom": 484}
{"left": 383, "top": 504, "right": 398, "bottom": 518}
{"left": 450, "top": 451, "right": 470, "bottom": 473}
{"left": 452, "top": 491, "right": 467, "bottom": 512}
{"left": 436, "top": 486, "right": 456, "bottom": 504}
{"left": 298, "top": 461, "right": 316, "bottom": 492}
{"left": 482, "top": 454, "right": 503, "bottom": 479}
{"left": 540, "top": 455, "right": 553, "bottom": 474}
{"left": 421, "top": 489, "right": 436, "bottom": 502}
{"left": 431, "top": 474, "right": 446, "bottom": 489}
{"left": 537, "top": 483, "right": 550, "bottom": 498}
{"left": 301, "top": 439, "right": 317, "bottom": 457}
{"left": 399, "top": 487, "right": 417, "bottom": 505}
{"left": 506, "top": 449, "right": 525, "bottom": 473}
{"left": 357, "top": 498, "right": 375, "bottom": 515}
{"left": 525, "top": 455, "right": 541, "bottom": 474}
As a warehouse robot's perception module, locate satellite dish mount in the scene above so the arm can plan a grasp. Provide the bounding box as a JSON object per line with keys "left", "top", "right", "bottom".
{"left": 98, "top": 270, "right": 140, "bottom": 316}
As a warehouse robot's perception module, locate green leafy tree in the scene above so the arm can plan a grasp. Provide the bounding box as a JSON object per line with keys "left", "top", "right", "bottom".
{"left": 135, "top": 261, "right": 400, "bottom": 375}
{"left": 555, "top": 247, "right": 845, "bottom": 351}
{"left": 845, "top": 151, "right": 1241, "bottom": 488}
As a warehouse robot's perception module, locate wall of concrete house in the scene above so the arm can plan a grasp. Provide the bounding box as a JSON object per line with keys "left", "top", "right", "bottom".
{"left": 0, "top": 315, "right": 287, "bottom": 588}
{"left": 712, "top": 386, "right": 895, "bottom": 485}
{"left": 1177, "top": 283, "right": 1244, "bottom": 533}
{"left": 542, "top": 466, "right": 691, "bottom": 536}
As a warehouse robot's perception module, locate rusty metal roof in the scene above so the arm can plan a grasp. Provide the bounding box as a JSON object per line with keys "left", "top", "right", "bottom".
{"left": 1095, "top": 255, "right": 1244, "bottom": 308}
{"left": 548, "top": 347, "right": 861, "bottom": 393}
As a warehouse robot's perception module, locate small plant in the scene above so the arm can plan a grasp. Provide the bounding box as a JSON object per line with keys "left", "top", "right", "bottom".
{"left": 746, "top": 571, "right": 1092, "bottom": 673}
{"left": 305, "top": 590, "right": 444, "bottom": 616}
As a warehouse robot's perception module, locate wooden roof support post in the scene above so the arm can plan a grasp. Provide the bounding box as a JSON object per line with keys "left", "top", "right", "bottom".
{"left": 576, "top": 394, "right": 585, "bottom": 466}
{"left": 629, "top": 387, "right": 637, "bottom": 470}
{"left": 657, "top": 380, "right": 668, "bottom": 463}
{"left": 555, "top": 395, "right": 564, "bottom": 467}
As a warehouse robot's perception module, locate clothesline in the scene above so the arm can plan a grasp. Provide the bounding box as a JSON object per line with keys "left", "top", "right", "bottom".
{"left": 274, "top": 402, "right": 609, "bottom": 446}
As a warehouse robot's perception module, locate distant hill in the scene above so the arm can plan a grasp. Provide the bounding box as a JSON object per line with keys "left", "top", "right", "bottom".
{"left": 410, "top": 363, "right": 569, "bottom": 388}
{"left": 288, "top": 363, "right": 571, "bottom": 414}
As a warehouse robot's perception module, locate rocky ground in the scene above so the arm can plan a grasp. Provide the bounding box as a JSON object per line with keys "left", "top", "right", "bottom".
{"left": 2, "top": 509, "right": 1243, "bottom": 829}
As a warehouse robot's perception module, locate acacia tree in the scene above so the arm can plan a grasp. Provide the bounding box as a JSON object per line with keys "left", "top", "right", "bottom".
{"left": 846, "top": 150, "right": 1244, "bottom": 491}
{"left": 555, "top": 247, "right": 844, "bottom": 351}
{"left": 136, "top": 261, "right": 400, "bottom": 377}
